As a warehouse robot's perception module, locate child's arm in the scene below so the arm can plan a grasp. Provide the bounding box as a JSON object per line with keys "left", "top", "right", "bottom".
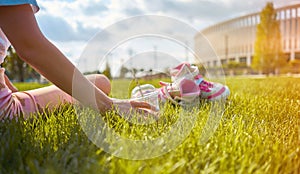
{"left": 0, "top": 5, "right": 155, "bottom": 115}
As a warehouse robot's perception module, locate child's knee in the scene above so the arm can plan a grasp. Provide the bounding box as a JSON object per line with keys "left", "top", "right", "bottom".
{"left": 86, "top": 74, "right": 111, "bottom": 95}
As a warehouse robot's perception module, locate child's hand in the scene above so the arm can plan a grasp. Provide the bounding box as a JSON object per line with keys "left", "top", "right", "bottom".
{"left": 111, "top": 98, "right": 159, "bottom": 122}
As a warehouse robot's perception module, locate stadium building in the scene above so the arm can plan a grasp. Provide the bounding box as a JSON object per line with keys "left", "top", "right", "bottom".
{"left": 195, "top": 3, "right": 300, "bottom": 68}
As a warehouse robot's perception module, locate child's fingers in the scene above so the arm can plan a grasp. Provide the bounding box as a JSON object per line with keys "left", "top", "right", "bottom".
{"left": 130, "top": 100, "right": 149, "bottom": 108}
{"left": 130, "top": 100, "right": 160, "bottom": 119}
{"left": 130, "top": 100, "right": 158, "bottom": 111}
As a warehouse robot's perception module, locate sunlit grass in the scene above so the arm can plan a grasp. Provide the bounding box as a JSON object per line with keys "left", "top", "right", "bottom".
{"left": 0, "top": 77, "right": 299, "bottom": 173}
{"left": 14, "top": 82, "right": 50, "bottom": 91}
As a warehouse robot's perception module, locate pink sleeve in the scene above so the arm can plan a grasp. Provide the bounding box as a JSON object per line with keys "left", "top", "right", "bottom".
{"left": 0, "top": 28, "right": 11, "bottom": 65}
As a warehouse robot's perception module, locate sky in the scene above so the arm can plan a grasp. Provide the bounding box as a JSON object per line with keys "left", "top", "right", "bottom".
{"left": 35, "top": 0, "right": 299, "bottom": 76}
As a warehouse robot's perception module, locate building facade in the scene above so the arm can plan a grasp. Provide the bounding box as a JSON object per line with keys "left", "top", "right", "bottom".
{"left": 195, "top": 3, "right": 300, "bottom": 68}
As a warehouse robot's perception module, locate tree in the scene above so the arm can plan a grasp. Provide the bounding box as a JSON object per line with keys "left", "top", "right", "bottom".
{"left": 2, "top": 46, "right": 39, "bottom": 82}
{"left": 102, "top": 61, "right": 112, "bottom": 80}
{"left": 253, "top": 2, "right": 286, "bottom": 75}
{"left": 119, "top": 65, "right": 128, "bottom": 79}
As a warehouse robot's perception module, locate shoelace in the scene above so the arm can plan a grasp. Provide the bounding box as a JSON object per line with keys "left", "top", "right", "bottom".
{"left": 194, "top": 74, "right": 213, "bottom": 93}
{"left": 199, "top": 80, "right": 214, "bottom": 92}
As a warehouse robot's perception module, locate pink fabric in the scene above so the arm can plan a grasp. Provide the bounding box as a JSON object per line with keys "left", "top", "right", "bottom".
{"left": 178, "top": 78, "right": 200, "bottom": 97}
{"left": 0, "top": 28, "right": 11, "bottom": 64}
{"left": 0, "top": 68, "right": 38, "bottom": 120}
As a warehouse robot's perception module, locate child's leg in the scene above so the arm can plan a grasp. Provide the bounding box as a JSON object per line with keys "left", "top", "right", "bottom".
{"left": 23, "top": 74, "right": 111, "bottom": 114}
{"left": 0, "top": 72, "right": 111, "bottom": 119}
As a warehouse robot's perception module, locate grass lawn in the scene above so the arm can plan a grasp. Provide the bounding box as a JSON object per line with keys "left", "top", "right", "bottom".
{"left": 0, "top": 77, "right": 299, "bottom": 174}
